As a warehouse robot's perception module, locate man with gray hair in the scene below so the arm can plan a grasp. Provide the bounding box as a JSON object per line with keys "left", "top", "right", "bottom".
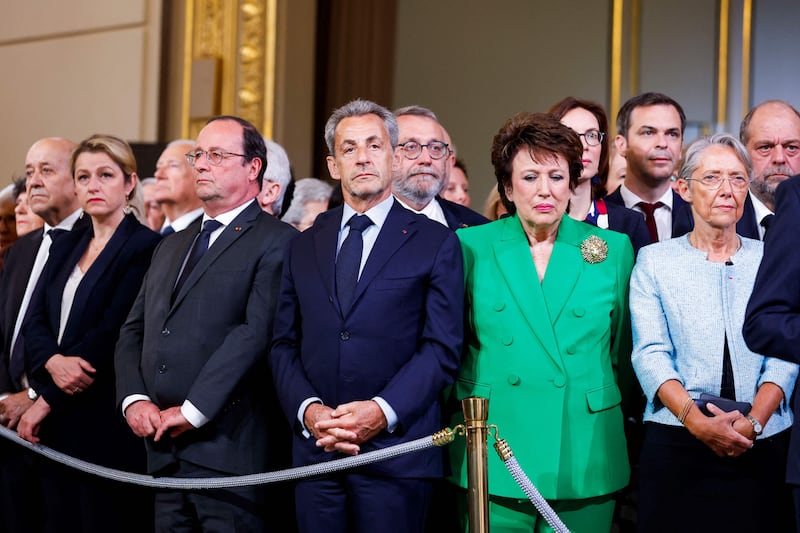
{"left": 258, "top": 138, "right": 293, "bottom": 216}
{"left": 392, "top": 105, "right": 487, "bottom": 229}
{"left": 738, "top": 100, "right": 800, "bottom": 239}
{"left": 154, "top": 139, "right": 203, "bottom": 235}
{"left": 271, "top": 99, "right": 464, "bottom": 533}
{"left": 280, "top": 178, "right": 332, "bottom": 231}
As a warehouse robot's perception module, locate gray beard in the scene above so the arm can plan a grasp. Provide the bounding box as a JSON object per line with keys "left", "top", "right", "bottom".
{"left": 393, "top": 172, "right": 442, "bottom": 206}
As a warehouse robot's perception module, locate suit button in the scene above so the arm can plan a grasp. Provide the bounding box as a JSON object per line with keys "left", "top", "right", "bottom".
{"left": 161, "top": 328, "right": 170, "bottom": 336}
{"left": 158, "top": 364, "right": 167, "bottom": 374}
{"left": 340, "top": 331, "right": 350, "bottom": 341}
{"left": 566, "top": 345, "right": 576, "bottom": 355}
{"left": 553, "top": 375, "right": 566, "bottom": 387}
{"left": 507, "top": 374, "right": 521, "bottom": 386}
{"left": 493, "top": 302, "right": 505, "bottom": 312}
{"left": 501, "top": 335, "right": 513, "bottom": 346}
{"left": 573, "top": 307, "right": 586, "bottom": 317}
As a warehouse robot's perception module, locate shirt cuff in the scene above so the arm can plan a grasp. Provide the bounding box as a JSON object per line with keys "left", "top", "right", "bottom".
{"left": 373, "top": 396, "right": 397, "bottom": 433}
{"left": 181, "top": 400, "right": 209, "bottom": 428}
{"left": 121, "top": 394, "right": 151, "bottom": 418}
{"left": 298, "top": 397, "right": 323, "bottom": 438}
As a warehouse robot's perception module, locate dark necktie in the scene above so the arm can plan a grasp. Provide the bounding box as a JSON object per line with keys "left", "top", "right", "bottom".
{"left": 161, "top": 225, "right": 175, "bottom": 236}
{"left": 173, "top": 219, "right": 222, "bottom": 300}
{"left": 9, "top": 228, "right": 68, "bottom": 385}
{"left": 637, "top": 201, "right": 665, "bottom": 243}
{"left": 760, "top": 214, "right": 774, "bottom": 240}
{"left": 336, "top": 214, "right": 373, "bottom": 314}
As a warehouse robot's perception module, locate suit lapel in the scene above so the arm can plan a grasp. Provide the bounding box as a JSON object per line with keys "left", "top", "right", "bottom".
{"left": 350, "top": 202, "right": 415, "bottom": 311}
{"left": 171, "top": 203, "right": 259, "bottom": 307}
{"left": 541, "top": 216, "right": 586, "bottom": 324}
{"left": 491, "top": 216, "right": 562, "bottom": 366}
{"left": 313, "top": 207, "right": 342, "bottom": 308}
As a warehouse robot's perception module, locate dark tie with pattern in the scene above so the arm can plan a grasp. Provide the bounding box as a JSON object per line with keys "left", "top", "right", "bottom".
{"left": 9, "top": 228, "right": 68, "bottom": 385}
{"left": 637, "top": 201, "right": 665, "bottom": 243}
{"left": 336, "top": 214, "right": 373, "bottom": 314}
{"left": 172, "top": 219, "right": 222, "bottom": 301}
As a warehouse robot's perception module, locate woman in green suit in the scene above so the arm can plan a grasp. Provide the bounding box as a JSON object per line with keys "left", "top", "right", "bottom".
{"left": 449, "top": 112, "right": 634, "bottom": 532}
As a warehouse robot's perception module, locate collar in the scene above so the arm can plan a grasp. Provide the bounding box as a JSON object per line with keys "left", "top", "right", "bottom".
{"left": 620, "top": 182, "right": 674, "bottom": 210}
{"left": 201, "top": 199, "right": 255, "bottom": 227}
{"left": 394, "top": 195, "right": 448, "bottom": 226}
{"left": 44, "top": 208, "right": 84, "bottom": 233}
{"left": 749, "top": 191, "right": 773, "bottom": 223}
{"left": 341, "top": 194, "right": 394, "bottom": 231}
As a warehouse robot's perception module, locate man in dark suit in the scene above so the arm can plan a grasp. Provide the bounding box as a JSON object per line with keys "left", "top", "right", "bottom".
{"left": 743, "top": 173, "right": 800, "bottom": 529}
{"left": 391, "top": 105, "right": 488, "bottom": 229}
{"left": 270, "top": 99, "right": 464, "bottom": 533}
{"left": 606, "top": 92, "right": 692, "bottom": 243}
{"left": 0, "top": 137, "right": 84, "bottom": 533}
{"left": 115, "top": 116, "right": 297, "bottom": 531}
{"left": 738, "top": 100, "right": 800, "bottom": 240}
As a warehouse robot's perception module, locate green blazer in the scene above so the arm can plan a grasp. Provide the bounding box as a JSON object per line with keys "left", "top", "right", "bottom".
{"left": 448, "top": 214, "right": 633, "bottom": 500}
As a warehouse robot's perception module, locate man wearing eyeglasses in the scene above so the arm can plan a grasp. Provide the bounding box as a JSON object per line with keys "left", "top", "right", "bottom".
{"left": 116, "top": 115, "right": 298, "bottom": 532}
{"left": 738, "top": 100, "right": 800, "bottom": 240}
{"left": 392, "top": 105, "right": 488, "bottom": 229}
{"left": 153, "top": 139, "right": 204, "bottom": 236}
{"left": 270, "top": 99, "right": 464, "bottom": 533}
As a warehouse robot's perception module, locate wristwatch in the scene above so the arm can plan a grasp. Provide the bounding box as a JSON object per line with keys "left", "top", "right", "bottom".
{"left": 27, "top": 387, "right": 39, "bottom": 401}
{"left": 745, "top": 414, "right": 763, "bottom": 436}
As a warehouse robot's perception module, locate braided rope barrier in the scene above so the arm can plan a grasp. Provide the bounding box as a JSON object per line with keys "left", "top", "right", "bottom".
{"left": 0, "top": 425, "right": 454, "bottom": 490}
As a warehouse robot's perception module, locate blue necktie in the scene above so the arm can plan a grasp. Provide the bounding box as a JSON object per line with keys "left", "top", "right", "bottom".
{"left": 336, "top": 214, "right": 373, "bottom": 313}
{"left": 173, "top": 219, "right": 222, "bottom": 301}
{"left": 161, "top": 225, "right": 175, "bottom": 236}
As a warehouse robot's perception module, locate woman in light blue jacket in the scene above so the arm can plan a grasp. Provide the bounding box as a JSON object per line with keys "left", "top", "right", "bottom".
{"left": 630, "top": 133, "right": 797, "bottom": 533}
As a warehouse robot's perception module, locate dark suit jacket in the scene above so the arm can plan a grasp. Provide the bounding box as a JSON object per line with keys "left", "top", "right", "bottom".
{"left": 437, "top": 195, "right": 489, "bottom": 230}
{"left": 270, "top": 200, "right": 464, "bottom": 478}
{"left": 22, "top": 214, "right": 159, "bottom": 469}
{"left": 0, "top": 215, "right": 90, "bottom": 394}
{"left": 115, "top": 201, "right": 298, "bottom": 475}
{"left": 605, "top": 187, "right": 694, "bottom": 242}
{"left": 743, "top": 174, "right": 800, "bottom": 483}
{"left": 595, "top": 199, "right": 651, "bottom": 256}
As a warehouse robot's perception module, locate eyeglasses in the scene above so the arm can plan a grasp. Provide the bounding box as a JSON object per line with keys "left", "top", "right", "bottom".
{"left": 577, "top": 130, "right": 605, "bottom": 146}
{"left": 185, "top": 149, "right": 246, "bottom": 166}
{"left": 685, "top": 175, "right": 751, "bottom": 191}
{"left": 397, "top": 141, "right": 450, "bottom": 160}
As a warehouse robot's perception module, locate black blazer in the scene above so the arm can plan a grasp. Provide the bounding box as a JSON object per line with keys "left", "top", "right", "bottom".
{"left": 605, "top": 186, "right": 694, "bottom": 242}
{"left": 744, "top": 175, "right": 800, "bottom": 482}
{"left": 437, "top": 195, "right": 489, "bottom": 230}
{"left": 0, "top": 215, "right": 91, "bottom": 393}
{"left": 23, "top": 214, "right": 160, "bottom": 469}
{"left": 593, "top": 200, "right": 651, "bottom": 256}
{"left": 115, "top": 201, "right": 298, "bottom": 475}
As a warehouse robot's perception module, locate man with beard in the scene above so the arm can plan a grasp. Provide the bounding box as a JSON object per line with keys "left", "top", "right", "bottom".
{"left": 392, "top": 106, "right": 487, "bottom": 229}
{"left": 606, "top": 92, "right": 692, "bottom": 243}
{"left": 739, "top": 100, "right": 800, "bottom": 239}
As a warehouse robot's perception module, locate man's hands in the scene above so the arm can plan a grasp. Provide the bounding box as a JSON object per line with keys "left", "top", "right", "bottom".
{"left": 124, "top": 401, "right": 195, "bottom": 441}
{"left": 306, "top": 400, "right": 388, "bottom": 456}
{"left": 0, "top": 391, "right": 34, "bottom": 429}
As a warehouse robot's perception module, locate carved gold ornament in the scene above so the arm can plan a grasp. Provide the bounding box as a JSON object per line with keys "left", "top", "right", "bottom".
{"left": 580, "top": 235, "right": 608, "bottom": 264}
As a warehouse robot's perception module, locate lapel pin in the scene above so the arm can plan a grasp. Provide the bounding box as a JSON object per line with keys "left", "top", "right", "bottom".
{"left": 234, "top": 226, "right": 242, "bottom": 232}
{"left": 402, "top": 229, "right": 408, "bottom": 234}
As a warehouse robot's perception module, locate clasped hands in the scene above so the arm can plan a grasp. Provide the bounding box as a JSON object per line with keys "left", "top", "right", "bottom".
{"left": 693, "top": 402, "right": 756, "bottom": 458}
{"left": 305, "top": 400, "right": 387, "bottom": 456}
{"left": 124, "top": 401, "right": 194, "bottom": 441}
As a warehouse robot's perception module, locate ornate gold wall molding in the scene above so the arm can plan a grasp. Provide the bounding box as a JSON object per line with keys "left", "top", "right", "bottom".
{"left": 181, "top": 0, "right": 276, "bottom": 138}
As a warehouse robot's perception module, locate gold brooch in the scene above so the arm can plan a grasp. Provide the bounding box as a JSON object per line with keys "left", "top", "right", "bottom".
{"left": 581, "top": 235, "right": 608, "bottom": 264}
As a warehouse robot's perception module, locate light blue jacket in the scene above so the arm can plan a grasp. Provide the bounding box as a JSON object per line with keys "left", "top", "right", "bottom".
{"left": 630, "top": 235, "right": 797, "bottom": 437}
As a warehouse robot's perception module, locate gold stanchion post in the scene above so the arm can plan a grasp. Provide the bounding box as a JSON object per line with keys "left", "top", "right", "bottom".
{"left": 463, "top": 397, "right": 489, "bottom": 533}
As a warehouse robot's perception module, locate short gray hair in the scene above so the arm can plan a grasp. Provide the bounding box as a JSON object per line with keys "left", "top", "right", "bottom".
{"left": 678, "top": 132, "right": 753, "bottom": 184}
{"left": 393, "top": 105, "right": 439, "bottom": 121}
{"left": 281, "top": 178, "right": 333, "bottom": 226}
{"left": 263, "top": 139, "right": 292, "bottom": 213}
{"left": 324, "top": 99, "right": 398, "bottom": 154}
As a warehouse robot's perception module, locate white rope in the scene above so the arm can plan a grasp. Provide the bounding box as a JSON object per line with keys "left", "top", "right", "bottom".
{"left": 502, "top": 455, "right": 570, "bottom": 533}
{"left": 0, "top": 425, "right": 436, "bottom": 489}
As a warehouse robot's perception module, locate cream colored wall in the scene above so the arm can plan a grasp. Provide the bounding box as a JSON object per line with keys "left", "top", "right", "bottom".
{"left": 0, "top": 0, "right": 162, "bottom": 184}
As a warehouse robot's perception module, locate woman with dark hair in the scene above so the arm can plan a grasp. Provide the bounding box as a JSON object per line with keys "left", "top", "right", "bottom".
{"left": 448, "top": 112, "right": 634, "bottom": 531}
{"left": 549, "top": 97, "right": 650, "bottom": 255}
{"left": 18, "top": 134, "right": 160, "bottom": 532}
